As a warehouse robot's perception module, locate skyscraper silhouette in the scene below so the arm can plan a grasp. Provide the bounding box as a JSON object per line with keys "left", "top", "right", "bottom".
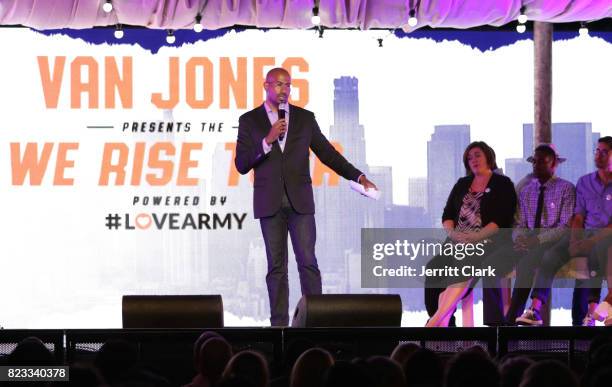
{"left": 505, "top": 158, "right": 531, "bottom": 186}
{"left": 427, "top": 125, "right": 470, "bottom": 227}
{"left": 329, "top": 77, "right": 367, "bottom": 172}
{"left": 408, "top": 177, "right": 427, "bottom": 210}
{"left": 314, "top": 76, "right": 390, "bottom": 293}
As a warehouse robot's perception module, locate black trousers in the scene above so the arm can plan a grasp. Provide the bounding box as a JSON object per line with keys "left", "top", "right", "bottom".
{"left": 259, "top": 189, "right": 322, "bottom": 326}
{"left": 497, "top": 240, "right": 559, "bottom": 324}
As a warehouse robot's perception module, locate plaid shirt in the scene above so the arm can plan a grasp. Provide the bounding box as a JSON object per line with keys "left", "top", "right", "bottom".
{"left": 513, "top": 175, "right": 576, "bottom": 244}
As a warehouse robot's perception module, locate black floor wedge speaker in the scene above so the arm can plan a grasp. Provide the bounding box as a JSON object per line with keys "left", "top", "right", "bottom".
{"left": 122, "top": 295, "right": 223, "bottom": 328}
{"left": 291, "top": 294, "right": 402, "bottom": 327}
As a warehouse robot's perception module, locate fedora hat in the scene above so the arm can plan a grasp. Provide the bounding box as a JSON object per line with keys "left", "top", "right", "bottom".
{"left": 526, "top": 143, "right": 566, "bottom": 163}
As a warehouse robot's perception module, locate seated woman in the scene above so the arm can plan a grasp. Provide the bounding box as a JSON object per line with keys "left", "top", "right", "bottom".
{"left": 425, "top": 141, "right": 516, "bottom": 327}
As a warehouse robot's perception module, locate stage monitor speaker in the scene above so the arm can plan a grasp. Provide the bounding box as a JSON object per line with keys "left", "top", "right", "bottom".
{"left": 291, "top": 294, "right": 402, "bottom": 327}
{"left": 122, "top": 295, "right": 223, "bottom": 328}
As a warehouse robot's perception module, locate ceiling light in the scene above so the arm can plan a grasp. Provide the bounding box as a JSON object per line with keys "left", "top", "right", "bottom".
{"left": 194, "top": 14, "right": 203, "bottom": 32}
{"left": 114, "top": 24, "right": 123, "bottom": 39}
{"left": 312, "top": 7, "right": 320, "bottom": 25}
{"left": 518, "top": 7, "right": 527, "bottom": 24}
{"left": 408, "top": 9, "right": 418, "bottom": 27}
{"left": 166, "top": 30, "right": 176, "bottom": 44}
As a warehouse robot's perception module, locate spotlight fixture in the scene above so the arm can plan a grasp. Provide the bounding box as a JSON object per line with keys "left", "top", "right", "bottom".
{"left": 408, "top": 9, "right": 418, "bottom": 27}
{"left": 114, "top": 24, "right": 123, "bottom": 39}
{"left": 518, "top": 6, "right": 527, "bottom": 24}
{"left": 311, "top": 6, "right": 320, "bottom": 25}
{"left": 194, "top": 14, "right": 203, "bottom": 32}
{"left": 166, "top": 30, "right": 176, "bottom": 44}
{"left": 516, "top": 23, "right": 526, "bottom": 34}
{"left": 103, "top": 0, "right": 113, "bottom": 13}
{"left": 579, "top": 22, "right": 589, "bottom": 36}
{"left": 377, "top": 38, "right": 383, "bottom": 47}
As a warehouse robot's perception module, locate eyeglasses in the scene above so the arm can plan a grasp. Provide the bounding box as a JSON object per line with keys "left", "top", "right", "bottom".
{"left": 594, "top": 149, "right": 610, "bottom": 156}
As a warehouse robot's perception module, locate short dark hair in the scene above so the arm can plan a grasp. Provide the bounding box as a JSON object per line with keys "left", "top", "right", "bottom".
{"left": 445, "top": 350, "right": 499, "bottom": 387}
{"left": 598, "top": 136, "right": 612, "bottom": 149}
{"left": 520, "top": 360, "right": 578, "bottom": 387}
{"left": 463, "top": 141, "right": 498, "bottom": 175}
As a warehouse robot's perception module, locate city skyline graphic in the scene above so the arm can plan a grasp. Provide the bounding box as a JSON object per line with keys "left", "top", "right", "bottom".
{"left": 208, "top": 75, "right": 607, "bottom": 321}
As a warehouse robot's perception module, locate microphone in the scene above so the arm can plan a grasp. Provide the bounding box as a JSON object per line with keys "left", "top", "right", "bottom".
{"left": 278, "top": 103, "right": 286, "bottom": 141}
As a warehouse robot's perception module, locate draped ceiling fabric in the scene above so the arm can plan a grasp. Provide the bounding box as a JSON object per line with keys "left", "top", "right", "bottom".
{"left": 0, "top": 0, "right": 610, "bottom": 30}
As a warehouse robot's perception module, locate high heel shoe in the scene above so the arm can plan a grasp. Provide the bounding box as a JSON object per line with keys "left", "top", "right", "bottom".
{"left": 593, "top": 301, "right": 612, "bottom": 322}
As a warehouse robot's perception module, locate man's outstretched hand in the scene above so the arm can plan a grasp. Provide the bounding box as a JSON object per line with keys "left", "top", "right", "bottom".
{"left": 358, "top": 175, "right": 378, "bottom": 191}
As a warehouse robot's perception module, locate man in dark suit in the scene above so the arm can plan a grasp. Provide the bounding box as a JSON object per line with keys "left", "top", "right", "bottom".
{"left": 235, "top": 68, "right": 377, "bottom": 326}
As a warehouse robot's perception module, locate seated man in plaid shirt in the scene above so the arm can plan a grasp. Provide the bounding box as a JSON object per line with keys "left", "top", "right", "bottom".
{"left": 481, "top": 144, "right": 575, "bottom": 326}
{"left": 508, "top": 144, "right": 576, "bottom": 325}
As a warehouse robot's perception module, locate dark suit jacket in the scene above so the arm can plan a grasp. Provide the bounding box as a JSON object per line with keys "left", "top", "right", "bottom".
{"left": 442, "top": 173, "right": 517, "bottom": 229}
{"left": 235, "top": 104, "right": 363, "bottom": 218}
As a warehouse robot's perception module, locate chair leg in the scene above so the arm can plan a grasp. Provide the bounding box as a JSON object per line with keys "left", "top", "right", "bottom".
{"left": 461, "top": 290, "right": 474, "bottom": 327}
{"left": 501, "top": 278, "right": 512, "bottom": 317}
{"left": 542, "top": 291, "right": 552, "bottom": 326}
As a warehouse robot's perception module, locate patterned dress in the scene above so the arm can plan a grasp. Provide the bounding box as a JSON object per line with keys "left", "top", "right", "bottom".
{"left": 444, "top": 190, "right": 485, "bottom": 285}
{"left": 456, "top": 190, "right": 484, "bottom": 233}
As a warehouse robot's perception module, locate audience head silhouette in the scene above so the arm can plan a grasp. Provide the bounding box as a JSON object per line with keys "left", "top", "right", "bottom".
{"left": 223, "top": 350, "right": 270, "bottom": 387}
